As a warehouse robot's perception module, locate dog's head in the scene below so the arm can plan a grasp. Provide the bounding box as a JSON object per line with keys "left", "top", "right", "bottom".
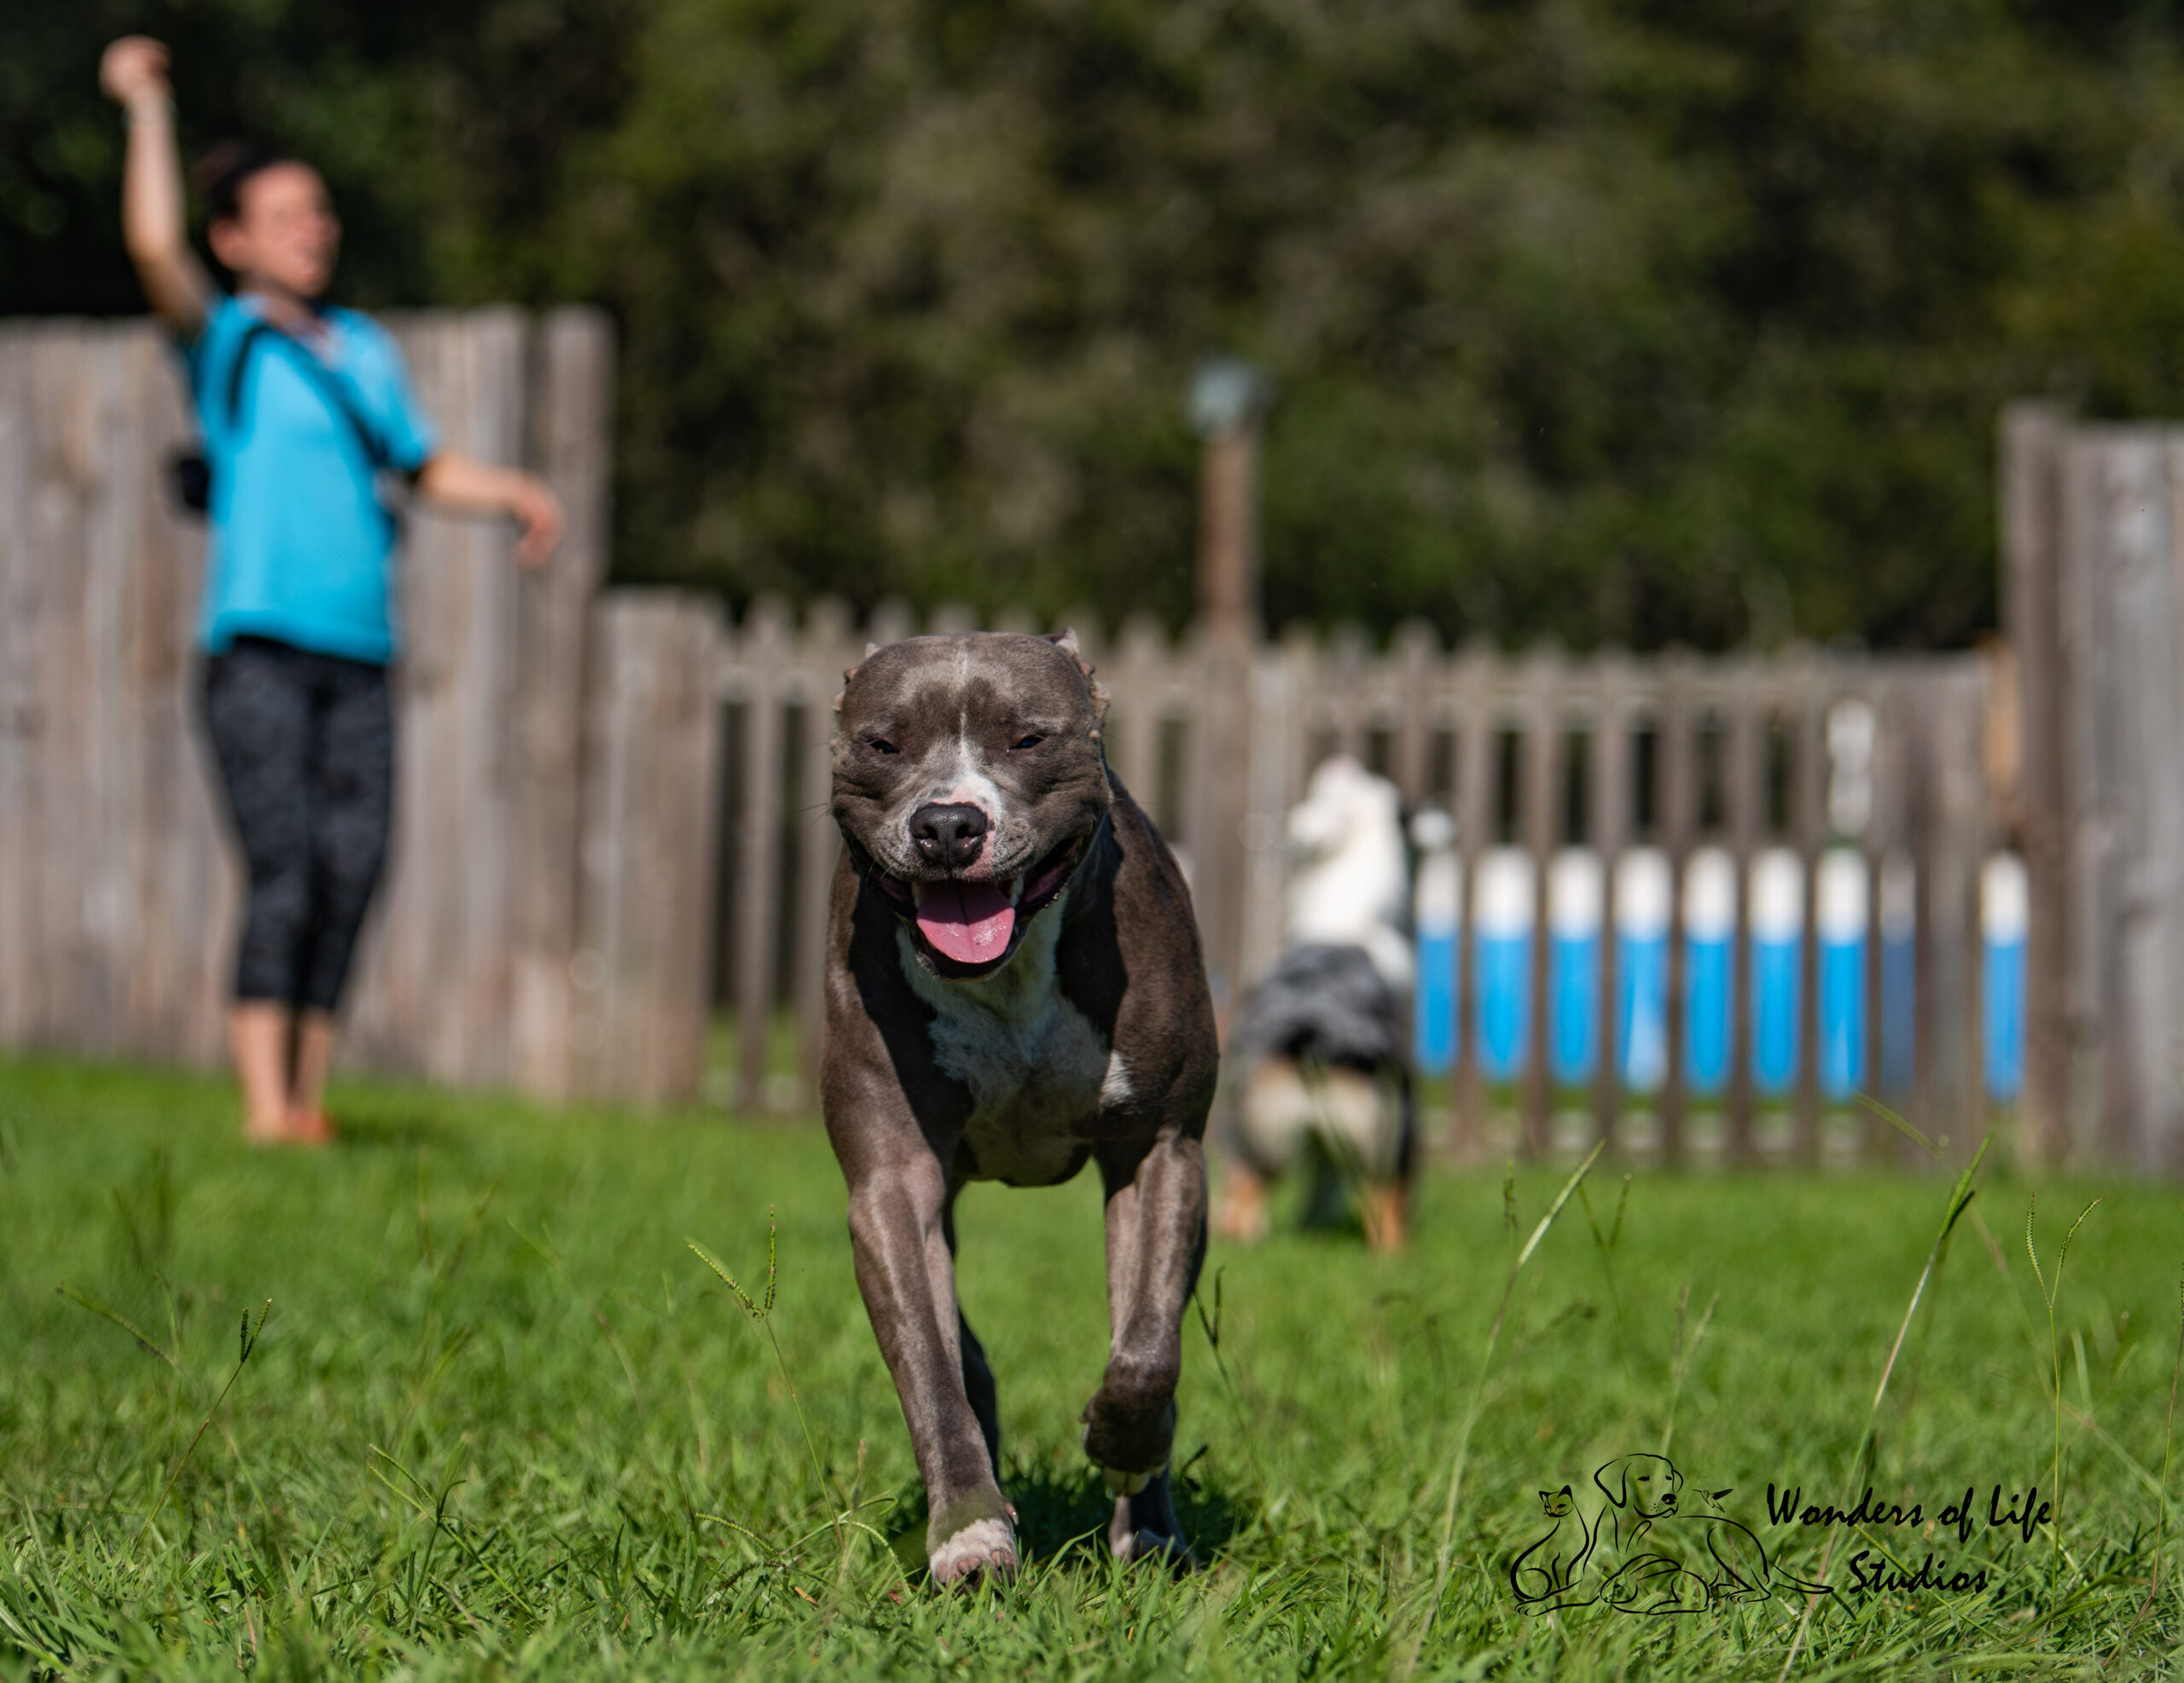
{"left": 833, "top": 630, "right": 1111, "bottom": 978}
{"left": 1594, "top": 1454, "right": 1684, "bottom": 1518}
{"left": 1287, "top": 754, "right": 1402, "bottom": 862}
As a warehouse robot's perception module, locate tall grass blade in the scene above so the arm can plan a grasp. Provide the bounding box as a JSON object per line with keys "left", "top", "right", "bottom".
{"left": 1414, "top": 1140, "right": 1602, "bottom": 1658}
{"left": 1781, "top": 1132, "right": 1989, "bottom": 1681}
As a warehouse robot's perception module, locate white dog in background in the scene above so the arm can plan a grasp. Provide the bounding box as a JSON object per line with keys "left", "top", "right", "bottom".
{"left": 1217, "top": 755, "right": 1417, "bottom": 1251}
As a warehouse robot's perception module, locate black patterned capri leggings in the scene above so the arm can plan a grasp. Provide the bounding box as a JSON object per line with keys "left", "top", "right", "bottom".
{"left": 200, "top": 635, "right": 394, "bottom": 1013}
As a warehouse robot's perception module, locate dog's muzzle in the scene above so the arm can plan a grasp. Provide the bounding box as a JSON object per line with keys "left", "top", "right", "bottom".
{"left": 865, "top": 826, "right": 1096, "bottom": 977}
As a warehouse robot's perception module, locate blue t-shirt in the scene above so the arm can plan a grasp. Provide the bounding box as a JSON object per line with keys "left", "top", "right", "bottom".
{"left": 184, "top": 295, "right": 439, "bottom": 664}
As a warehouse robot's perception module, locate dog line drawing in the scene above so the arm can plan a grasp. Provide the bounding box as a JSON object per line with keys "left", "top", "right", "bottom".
{"left": 1509, "top": 1453, "right": 1834, "bottom": 1615}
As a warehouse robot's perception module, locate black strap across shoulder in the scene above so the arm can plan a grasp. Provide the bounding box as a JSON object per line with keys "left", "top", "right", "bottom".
{"left": 223, "top": 319, "right": 396, "bottom": 474}
{"left": 169, "top": 310, "right": 406, "bottom": 519}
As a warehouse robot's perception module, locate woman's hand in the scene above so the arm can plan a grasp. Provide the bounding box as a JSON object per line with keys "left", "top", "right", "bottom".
{"left": 508, "top": 474, "right": 566, "bottom": 568}
{"left": 100, "top": 37, "right": 172, "bottom": 108}
{"left": 413, "top": 453, "right": 566, "bottom": 567}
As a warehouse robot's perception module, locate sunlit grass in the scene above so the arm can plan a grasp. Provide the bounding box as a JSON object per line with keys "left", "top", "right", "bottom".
{"left": 0, "top": 1053, "right": 2176, "bottom": 1678}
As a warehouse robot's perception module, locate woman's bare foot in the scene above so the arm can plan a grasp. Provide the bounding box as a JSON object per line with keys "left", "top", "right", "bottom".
{"left": 283, "top": 1109, "right": 338, "bottom": 1146}
{"left": 243, "top": 1111, "right": 292, "bottom": 1146}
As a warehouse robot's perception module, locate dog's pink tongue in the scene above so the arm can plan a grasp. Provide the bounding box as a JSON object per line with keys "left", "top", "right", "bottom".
{"left": 916, "top": 880, "right": 1016, "bottom": 965}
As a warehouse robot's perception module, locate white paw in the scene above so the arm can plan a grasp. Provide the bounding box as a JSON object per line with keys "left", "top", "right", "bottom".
{"left": 929, "top": 1516, "right": 1018, "bottom": 1586}
{"left": 1107, "top": 1507, "right": 1196, "bottom": 1570}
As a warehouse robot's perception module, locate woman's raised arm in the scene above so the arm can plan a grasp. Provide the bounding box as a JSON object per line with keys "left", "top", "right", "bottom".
{"left": 100, "top": 38, "right": 213, "bottom": 336}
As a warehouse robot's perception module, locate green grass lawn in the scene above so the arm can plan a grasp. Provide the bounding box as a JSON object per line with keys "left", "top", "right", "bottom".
{"left": 1, "top": 1055, "right": 2178, "bottom": 1679}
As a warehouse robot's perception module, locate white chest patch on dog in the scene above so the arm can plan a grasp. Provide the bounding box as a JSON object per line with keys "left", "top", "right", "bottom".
{"left": 898, "top": 911, "right": 1110, "bottom": 1185}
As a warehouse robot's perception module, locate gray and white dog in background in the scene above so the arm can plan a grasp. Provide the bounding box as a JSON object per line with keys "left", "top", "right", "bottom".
{"left": 1215, "top": 754, "right": 1418, "bottom": 1251}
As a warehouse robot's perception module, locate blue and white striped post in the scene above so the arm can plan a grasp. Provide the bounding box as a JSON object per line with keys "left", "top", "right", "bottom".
{"left": 1749, "top": 848, "right": 1804, "bottom": 1096}
{"left": 1983, "top": 852, "right": 2027, "bottom": 1103}
{"left": 1475, "top": 847, "right": 1536, "bottom": 1084}
{"left": 1879, "top": 851, "right": 1917, "bottom": 1095}
{"left": 1412, "top": 809, "right": 1461, "bottom": 1077}
{"left": 1683, "top": 848, "right": 1735, "bottom": 1095}
{"left": 1615, "top": 848, "right": 1671, "bottom": 1092}
{"left": 1549, "top": 849, "right": 1603, "bottom": 1086}
{"left": 1815, "top": 848, "right": 1868, "bottom": 1100}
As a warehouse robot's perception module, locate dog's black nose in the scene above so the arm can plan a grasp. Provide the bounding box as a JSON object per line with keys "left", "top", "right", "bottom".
{"left": 910, "top": 803, "right": 989, "bottom": 868}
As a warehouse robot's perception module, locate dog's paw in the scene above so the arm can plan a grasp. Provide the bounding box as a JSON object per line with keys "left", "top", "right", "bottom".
{"left": 928, "top": 1516, "right": 1018, "bottom": 1587}
{"left": 1107, "top": 1510, "right": 1197, "bottom": 1574}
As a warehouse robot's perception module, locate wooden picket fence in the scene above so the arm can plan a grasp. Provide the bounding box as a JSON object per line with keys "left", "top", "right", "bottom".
{"left": 0, "top": 310, "right": 719, "bottom": 1105}
{"left": 11, "top": 316, "right": 2160, "bottom": 1170}
{"left": 705, "top": 602, "right": 2013, "bottom": 1165}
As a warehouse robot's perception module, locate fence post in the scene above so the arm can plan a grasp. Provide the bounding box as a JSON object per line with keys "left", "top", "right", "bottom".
{"left": 1592, "top": 656, "right": 1632, "bottom": 1151}
{"left": 1999, "top": 403, "right": 2071, "bottom": 1166}
{"left": 2059, "top": 430, "right": 2184, "bottom": 1171}
{"left": 1453, "top": 644, "right": 1495, "bottom": 1160}
{"left": 572, "top": 592, "right": 724, "bottom": 1105}
{"left": 1791, "top": 652, "right": 1827, "bottom": 1163}
{"left": 508, "top": 307, "right": 613, "bottom": 1102}
{"left": 351, "top": 310, "right": 530, "bottom": 1087}
{"left": 791, "top": 599, "right": 856, "bottom": 1106}
{"left": 1519, "top": 650, "right": 1563, "bottom": 1157}
{"left": 1658, "top": 655, "right": 1696, "bottom": 1166}
{"left": 732, "top": 600, "right": 791, "bottom": 1111}
{"left": 1722, "top": 664, "right": 1760, "bottom": 1162}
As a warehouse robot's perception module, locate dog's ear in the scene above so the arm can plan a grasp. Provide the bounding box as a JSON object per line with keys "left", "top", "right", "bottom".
{"left": 839, "top": 643, "right": 884, "bottom": 698}
{"left": 1595, "top": 1458, "right": 1629, "bottom": 1508}
{"left": 1048, "top": 628, "right": 1110, "bottom": 729}
{"left": 1048, "top": 627, "right": 1101, "bottom": 680}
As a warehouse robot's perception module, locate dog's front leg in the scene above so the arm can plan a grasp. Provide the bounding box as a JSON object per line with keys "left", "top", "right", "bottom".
{"left": 843, "top": 1143, "right": 1016, "bottom": 1584}
{"left": 1082, "top": 1129, "right": 1206, "bottom": 1567}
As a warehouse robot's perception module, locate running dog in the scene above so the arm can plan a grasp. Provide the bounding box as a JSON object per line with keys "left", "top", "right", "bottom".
{"left": 1217, "top": 755, "right": 1416, "bottom": 1251}
{"left": 823, "top": 630, "right": 1217, "bottom": 1586}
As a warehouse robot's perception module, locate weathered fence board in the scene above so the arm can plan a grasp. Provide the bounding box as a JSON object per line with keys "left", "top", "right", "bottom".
{"left": 2018, "top": 422, "right": 2184, "bottom": 1173}
{"left": 570, "top": 593, "right": 723, "bottom": 1106}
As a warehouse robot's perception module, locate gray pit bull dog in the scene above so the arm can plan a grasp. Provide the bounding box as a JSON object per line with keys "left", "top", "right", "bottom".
{"left": 823, "top": 630, "right": 1217, "bottom": 1586}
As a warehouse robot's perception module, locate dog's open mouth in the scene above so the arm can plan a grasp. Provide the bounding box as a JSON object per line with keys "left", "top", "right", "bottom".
{"left": 876, "top": 834, "right": 1087, "bottom": 975}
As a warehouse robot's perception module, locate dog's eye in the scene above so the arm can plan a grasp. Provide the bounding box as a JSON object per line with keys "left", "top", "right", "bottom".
{"left": 1011, "top": 734, "right": 1044, "bottom": 751}
{"left": 868, "top": 738, "right": 898, "bottom": 756}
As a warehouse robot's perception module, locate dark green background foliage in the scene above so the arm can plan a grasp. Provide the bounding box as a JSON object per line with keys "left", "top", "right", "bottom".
{"left": 12, "top": 1, "right": 2184, "bottom": 647}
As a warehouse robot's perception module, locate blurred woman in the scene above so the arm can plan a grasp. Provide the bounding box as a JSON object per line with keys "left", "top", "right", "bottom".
{"left": 101, "top": 37, "right": 565, "bottom": 1145}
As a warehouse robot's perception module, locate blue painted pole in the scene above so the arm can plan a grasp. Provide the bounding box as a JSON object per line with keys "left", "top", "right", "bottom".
{"left": 1615, "top": 848, "right": 1671, "bottom": 1092}
{"left": 1815, "top": 848, "right": 1867, "bottom": 1100}
{"left": 1683, "top": 848, "right": 1734, "bottom": 1096}
{"left": 1475, "top": 848, "right": 1535, "bottom": 1084}
{"left": 1984, "top": 852, "right": 2027, "bottom": 1103}
{"left": 1879, "top": 851, "right": 1916, "bottom": 1096}
{"left": 1412, "top": 809, "right": 1461, "bottom": 1076}
{"left": 1749, "top": 848, "right": 1804, "bottom": 1097}
{"left": 1548, "top": 849, "right": 1602, "bottom": 1087}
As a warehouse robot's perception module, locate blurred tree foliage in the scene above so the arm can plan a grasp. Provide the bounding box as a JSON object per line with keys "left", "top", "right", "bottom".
{"left": 11, "top": 0, "right": 2184, "bottom": 648}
